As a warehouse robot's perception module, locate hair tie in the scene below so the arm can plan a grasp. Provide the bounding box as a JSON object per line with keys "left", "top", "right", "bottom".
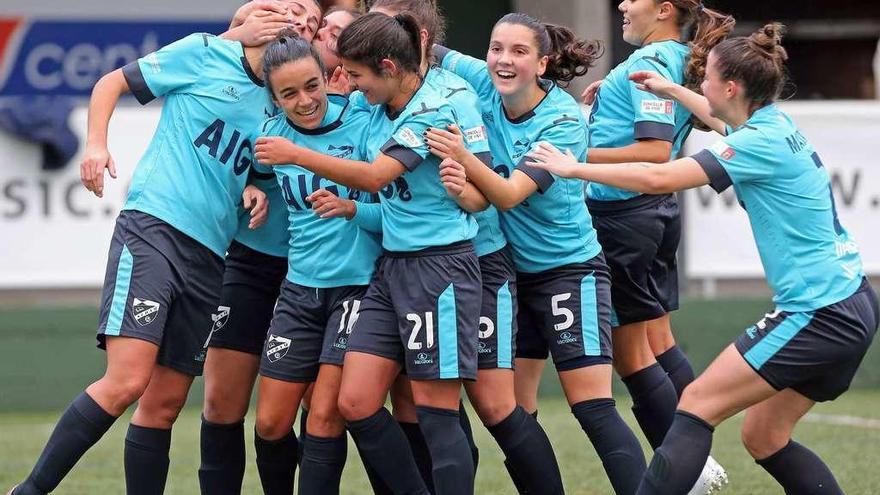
{"left": 697, "top": 2, "right": 705, "bottom": 13}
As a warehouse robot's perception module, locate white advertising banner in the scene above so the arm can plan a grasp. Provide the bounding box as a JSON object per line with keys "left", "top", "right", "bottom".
{"left": 0, "top": 106, "right": 160, "bottom": 288}
{"left": 683, "top": 101, "right": 880, "bottom": 278}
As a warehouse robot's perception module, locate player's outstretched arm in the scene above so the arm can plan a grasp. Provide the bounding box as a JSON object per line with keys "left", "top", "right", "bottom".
{"left": 81, "top": 69, "right": 129, "bottom": 198}
{"left": 630, "top": 70, "right": 727, "bottom": 135}
{"left": 527, "top": 142, "right": 711, "bottom": 194}
{"left": 438, "top": 158, "right": 489, "bottom": 213}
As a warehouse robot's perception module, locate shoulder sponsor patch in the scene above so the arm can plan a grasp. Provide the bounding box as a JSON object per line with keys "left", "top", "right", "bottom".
{"left": 640, "top": 99, "right": 674, "bottom": 115}
{"left": 464, "top": 125, "right": 487, "bottom": 144}
{"left": 144, "top": 52, "right": 161, "bottom": 74}
{"left": 709, "top": 140, "right": 736, "bottom": 160}
{"left": 395, "top": 127, "right": 423, "bottom": 149}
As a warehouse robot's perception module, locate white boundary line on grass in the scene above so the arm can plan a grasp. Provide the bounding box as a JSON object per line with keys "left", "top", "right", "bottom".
{"left": 803, "top": 413, "right": 880, "bottom": 430}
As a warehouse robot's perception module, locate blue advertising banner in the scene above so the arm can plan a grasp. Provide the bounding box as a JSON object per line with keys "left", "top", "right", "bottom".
{"left": 0, "top": 18, "right": 229, "bottom": 96}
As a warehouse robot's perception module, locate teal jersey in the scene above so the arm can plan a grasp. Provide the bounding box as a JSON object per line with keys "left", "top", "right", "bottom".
{"left": 438, "top": 48, "right": 600, "bottom": 273}
{"left": 363, "top": 79, "right": 478, "bottom": 252}
{"left": 587, "top": 41, "right": 692, "bottom": 202}
{"left": 259, "top": 94, "right": 382, "bottom": 288}
{"left": 426, "top": 67, "right": 506, "bottom": 257}
{"left": 121, "top": 34, "right": 277, "bottom": 257}
{"left": 693, "top": 104, "right": 864, "bottom": 312}
{"left": 231, "top": 165, "right": 289, "bottom": 258}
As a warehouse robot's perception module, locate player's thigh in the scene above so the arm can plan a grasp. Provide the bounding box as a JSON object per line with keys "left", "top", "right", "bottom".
{"left": 464, "top": 368, "right": 516, "bottom": 426}
{"left": 131, "top": 364, "right": 195, "bottom": 428}
{"left": 203, "top": 347, "right": 260, "bottom": 423}
{"left": 514, "top": 358, "right": 546, "bottom": 414}
{"left": 306, "top": 364, "right": 346, "bottom": 437}
{"left": 558, "top": 362, "right": 613, "bottom": 405}
{"left": 254, "top": 376, "right": 310, "bottom": 440}
{"left": 338, "top": 351, "right": 401, "bottom": 421}
{"left": 390, "top": 374, "right": 418, "bottom": 423}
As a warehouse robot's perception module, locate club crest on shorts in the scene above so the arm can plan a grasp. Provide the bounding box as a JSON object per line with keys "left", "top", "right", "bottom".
{"left": 211, "top": 306, "right": 231, "bottom": 333}
{"left": 266, "top": 334, "right": 292, "bottom": 362}
{"left": 132, "top": 298, "right": 160, "bottom": 326}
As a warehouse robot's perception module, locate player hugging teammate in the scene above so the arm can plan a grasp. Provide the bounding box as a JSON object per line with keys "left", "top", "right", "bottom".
{"left": 8, "top": 1, "right": 878, "bottom": 495}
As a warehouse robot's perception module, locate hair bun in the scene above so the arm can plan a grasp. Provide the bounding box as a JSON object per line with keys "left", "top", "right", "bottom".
{"left": 749, "top": 22, "right": 788, "bottom": 62}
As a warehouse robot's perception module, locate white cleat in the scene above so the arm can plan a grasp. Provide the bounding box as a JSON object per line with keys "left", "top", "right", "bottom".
{"left": 6, "top": 485, "right": 18, "bottom": 495}
{"left": 687, "top": 455, "right": 729, "bottom": 495}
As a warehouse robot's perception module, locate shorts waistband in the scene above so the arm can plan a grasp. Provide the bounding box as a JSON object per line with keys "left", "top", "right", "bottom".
{"left": 228, "top": 239, "right": 287, "bottom": 263}
{"left": 384, "top": 240, "right": 475, "bottom": 258}
{"left": 587, "top": 193, "right": 673, "bottom": 214}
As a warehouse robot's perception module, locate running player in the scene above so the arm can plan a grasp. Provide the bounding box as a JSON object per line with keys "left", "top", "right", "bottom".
{"left": 429, "top": 13, "right": 647, "bottom": 494}
{"left": 363, "top": 2, "right": 562, "bottom": 493}
{"left": 7, "top": 12, "right": 291, "bottom": 495}
{"left": 527, "top": 23, "right": 879, "bottom": 495}
{"left": 256, "top": 12, "right": 483, "bottom": 495}
{"left": 584, "top": 6, "right": 733, "bottom": 487}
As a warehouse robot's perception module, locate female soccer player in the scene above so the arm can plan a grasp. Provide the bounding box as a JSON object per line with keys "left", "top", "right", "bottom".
{"left": 238, "top": 33, "right": 383, "bottom": 495}
{"left": 527, "top": 23, "right": 879, "bottom": 495}
{"left": 585, "top": 1, "right": 733, "bottom": 471}
{"left": 6, "top": 4, "right": 325, "bottom": 493}
{"left": 256, "top": 12, "right": 483, "bottom": 495}
{"left": 428, "top": 13, "right": 647, "bottom": 494}
{"left": 361, "top": 2, "right": 563, "bottom": 493}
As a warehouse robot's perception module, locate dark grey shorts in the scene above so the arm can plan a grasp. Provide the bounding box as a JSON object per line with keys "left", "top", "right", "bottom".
{"left": 477, "top": 247, "right": 517, "bottom": 370}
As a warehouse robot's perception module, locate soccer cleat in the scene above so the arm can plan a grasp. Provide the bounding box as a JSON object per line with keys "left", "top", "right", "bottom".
{"left": 6, "top": 485, "right": 18, "bottom": 495}
{"left": 687, "top": 455, "right": 729, "bottom": 495}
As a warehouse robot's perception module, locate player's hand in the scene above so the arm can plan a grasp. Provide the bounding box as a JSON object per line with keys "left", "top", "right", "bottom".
{"left": 526, "top": 142, "right": 582, "bottom": 179}
{"left": 327, "top": 66, "right": 354, "bottom": 96}
{"left": 425, "top": 124, "right": 468, "bottom": 163}
{"left": 80, "top": 145, "right": 117, "bottom": 198}
{"left": 226, "top": 8, "right": 293, "bottom": 46}
{"left": 629, "top": 71, "right": 677, "bottom": 99}
{"left": 581, "top": 79, "right": 603, "bottom": 105}
{"left": 439, "top": 158, "right": 467, "bottom": 198}
{"left": 307, "top": 188, "right": 357, "bottom": 219}
{"left": 230, "top": 0, "right": 289, "bottom": 29}
{"left": 255, "top": 136, "right": 300, "bottom": 165}
{"left": 242, "top": 184, "right": 269, "bottom": 229}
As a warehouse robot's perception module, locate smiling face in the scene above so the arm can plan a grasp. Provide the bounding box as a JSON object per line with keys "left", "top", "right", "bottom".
{"left": 618, "top": 0, "right": 663, "bottom": 46}
{"left": 269, "top": 56, "right": 328, "bottom": 129}
{"left": 486, "top": 22, "right": 547, "bottom": 98}
{"left": 283, "top": 0, "right": 322, "bottom": 42}
{"left": 701, "top": 50, "right": 736, "bottom": 121}
{"left": 341, "top": 58, "right": 396, "bottom": 105}
{"left": 314, "top": 10, "right": 356, "bottom": 71}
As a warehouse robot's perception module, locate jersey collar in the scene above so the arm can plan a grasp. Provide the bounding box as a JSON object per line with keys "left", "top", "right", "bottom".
{"left": 285, "top": 94, "right": 349, "bottom": 135}
{"left": 503, "top": 79, "right": 554, "bottom": 124}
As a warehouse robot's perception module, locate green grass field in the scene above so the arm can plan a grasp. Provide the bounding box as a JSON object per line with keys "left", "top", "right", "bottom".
{"left": 1, "top": 298, "right": 879, "bottom": 493}
{"left": 2, "top": 392, "right": 880, "bottom": 494}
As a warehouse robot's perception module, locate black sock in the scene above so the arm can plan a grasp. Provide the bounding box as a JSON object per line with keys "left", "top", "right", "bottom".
{"left": 622, "top": 363, "right": 678, "bottom": 449}
{"left": 124, "top": 424, "right": 172, "bottom": 495}
{"left": 457, "top": 400, "right": 479, "bottom": 471}
{"left": 347, "top": 408, "right": 428, "bottom": 495}
{"left": 756, "top": 440, "right": 843, "bottom": 494}
{"left": 298, "top": 433, "right": 348, "bottom": 495}
{"left": 355, "top": 440, "right": 394, "bottom": 495}
{"left": 488, "top": 406, "right": 563, "bottom": 495}
{"left": 637, "top": 411, "right": 713, "bottom": 495}
{"left": 15, "top": 392, "right": 117, "bottom": 495}
{"left": 254, "top": 431, "right": 299, "bottom": 495}
{"left": 399, "top": 422, "right": 436, "bottom": 494}
{"left": 198, "top": 417, "right": 245, "bottom": 495}
{"left": 656, "top": 346, "right": 695, "bottom": 399}
{"left": 299, "top": 408, "right": 308, "bottom": 466}
{"left": 572, "top": 398, "right": 646, "bottom": 495}
{"left": 415, "top": 406, "right": 474, "bottom": 495}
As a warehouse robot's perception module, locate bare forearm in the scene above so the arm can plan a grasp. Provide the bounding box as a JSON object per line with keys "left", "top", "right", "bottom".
{"left": 669, "top": 85, "right": 727, "bottom": 135}
{"left": 588, "top": 141, "right": 670, "bottom": 164}
{"left": 453, "top": 182, "right": 489, "bottom": 213}
{"left": 295, "top": 147, "right": 387, "bottom": 193}
{"left": 86, "top": 70, "right": 128, "bottom": 148}
{"left": 576, "top": 162, "right": 676, "bottom": 194}
{"left": 460, "top": 154, "right": 522, "bottom": 211}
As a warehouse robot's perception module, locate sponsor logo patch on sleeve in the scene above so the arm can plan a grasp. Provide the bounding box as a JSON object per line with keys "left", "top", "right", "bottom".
{"left": 464, "top": 125, "right": 487, "bottom": 144}
{"left": 395, "top": 127, "right": 423, "bottom": 149}
{"left": 640, "top": 99, "right": 674, "bottom": 115}
{"left": 709, "top": 140, "right": 736, "bottom": 160}
{"left": 145, "top": 52, "right": 161, "bottom": 74}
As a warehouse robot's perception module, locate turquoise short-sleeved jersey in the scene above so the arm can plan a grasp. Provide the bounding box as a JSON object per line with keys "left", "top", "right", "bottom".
{"left": 426, "top": 67, "right": 506, "bottom": 257}
{"left": 363, "top": 80, "right": 478, "bottom": 252}
{"left": 438, "top": 48, "right": 600, "bottom": 273}
{"left": 692, "top": 104, "right": 864, "bottom": 312}
{"left": 121, "top": 34, "right": 278, "bottom": 257}
{"left": 258, "top": 94, "right": 382, "bottom": 287}
{"left": 231, "top": 165, "right": 290, "bottom": 258}
{"left": 587, "top": 41, "right": 692, "bottom": 202}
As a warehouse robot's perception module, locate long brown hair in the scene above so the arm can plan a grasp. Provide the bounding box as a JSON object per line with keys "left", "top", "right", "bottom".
{"left": 370, "top": 0, "right": 445, "bottom": 65}
{"left": 713, "top": 23, "right": 789, "bottom": 109}
{"left": 660, "top": 0, "right": 735, "bottom": 92}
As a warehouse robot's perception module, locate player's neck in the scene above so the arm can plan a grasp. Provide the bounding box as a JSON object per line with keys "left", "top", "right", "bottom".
{"left": 502, "top": 83, "right": 546, "bottom": 121}
{"left": 386, "top": 72, "right": 422, "bottom": 113}
{"left": 641, "top": 24, "right": 681, "bottom": 46}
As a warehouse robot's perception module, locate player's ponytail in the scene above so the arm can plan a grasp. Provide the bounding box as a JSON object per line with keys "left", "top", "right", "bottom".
{"left": 712, "top": 22, "right": 788, "bottom": 109}
{"left": 496, "top": 13, "right": 602, "bottom": 87}
{"left": 337, "top": 11, "right": 422, "bottom": 76}
{"left": 678, "top": 1, "right": 736, "bottom": 93}
{"left": 371, "top": 0, "right": 447, "bottom": 65}
{"left": 262, "top": 29, "right": 326, "bottom": 96}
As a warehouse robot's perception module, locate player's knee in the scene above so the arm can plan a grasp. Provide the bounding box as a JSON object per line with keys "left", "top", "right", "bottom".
{"left": 337, "top": 391, "right": 373, "bottom": 422}
{"left": 99, "top": 375, "right": 151, "bottom": 411}
{"left": 255, "top": 408, "right": 293, "bottom": 441}
{"left": 203, "top": 393, "right": 247, "bottom": 424}
{"left": 741, "top": 422, "right": 789, "bottom": 460}
{"left": 307, "top": 403, "right": 345, "bottom": 437}
{"left": 474, "top": 397, "right": 516, "bottom": 426}
{"left": 138, "top": 392, "right": 187, "bottom": 428}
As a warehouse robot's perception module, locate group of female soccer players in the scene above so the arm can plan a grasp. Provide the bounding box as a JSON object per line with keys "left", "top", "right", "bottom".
{"left": 10, "top": 0, "right": 878, "bottom": 494}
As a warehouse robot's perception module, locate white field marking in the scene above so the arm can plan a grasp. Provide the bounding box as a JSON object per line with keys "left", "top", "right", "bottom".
{"left": 802, "top": 413, "right": 880, "bottom": 430}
